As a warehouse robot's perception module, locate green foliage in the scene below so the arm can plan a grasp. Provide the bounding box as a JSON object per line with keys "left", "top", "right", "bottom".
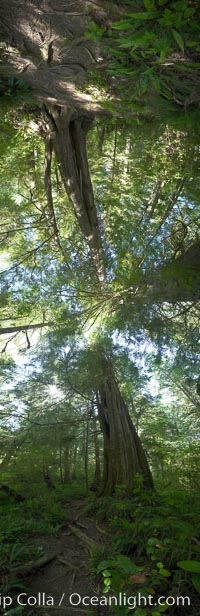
{"left": 0, "top": 48, "right": 200, "bottom": 615}
{"left": 0, "top": 76, "right": 32, "bottom": 113}
{"left": 89, "top": 487, "right": 200, "bottom": 614}
{"left": 97, "top": 554, "right": 143, "bottom": 593}
{"left": 0, "top": 485, "right": 76, "bottom": 611}
{"left": 177, "top": 560, "right": 200, "bottom": 593}
{"left": 86, "top": 0, "right": 200, "bottom": 108}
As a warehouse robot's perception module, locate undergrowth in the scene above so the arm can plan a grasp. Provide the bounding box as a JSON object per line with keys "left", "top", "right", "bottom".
{"left": 87, "top": 484, "right": 200, "bottom": 615}
{"left": 85, "top": 0, "right": 200, "bottom": 112}
{"left": 0, "top": 482, "right": 85, "bottom": 613}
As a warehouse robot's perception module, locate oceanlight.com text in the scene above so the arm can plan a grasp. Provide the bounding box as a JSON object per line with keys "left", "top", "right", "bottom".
{"left": 69, "top": 591, "right": 191, "bottom": 610}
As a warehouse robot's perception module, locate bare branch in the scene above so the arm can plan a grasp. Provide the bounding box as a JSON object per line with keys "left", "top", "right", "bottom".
{"left": 0, "top": 322, "right": 53, "bottom": 336}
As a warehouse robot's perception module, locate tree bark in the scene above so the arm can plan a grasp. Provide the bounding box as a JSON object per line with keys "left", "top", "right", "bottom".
{"left": 43, "top": 464, "right": 55, "bottom": 489}
{"left": 63, "top": 444, "right": 71, "bottom": 484}
{"left": 42, "top": 107, "right": 153, "bottom": 495}
{"left": 84, "top": 409, "right": 89, "bottom": 493}
{"left": 141, "top": 241, "right": 200, "bottom": 304}
{"left": 96, "top": 357, "right": 153, "bottom": 495}
{"left": 71, "top": 444, "right": 78, "bottom": 480}
{"left": 92, "top": 416, "right": 101, "bottom": 490}
{"left": 0, "top": 322, "right": 53, "bottom": 336}
{"left": 0, "top": 443, "right": 17, "bottom": 469}
{"left": 46, "top": 107, "right": 105, "bottom": 283}
{"left": 59, "top": 440, "right": 63, "bottom": 484}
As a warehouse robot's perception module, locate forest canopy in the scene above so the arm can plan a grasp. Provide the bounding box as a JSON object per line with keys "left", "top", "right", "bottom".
{"left": 0, "top": 1, "right": 200, "bottom": 616}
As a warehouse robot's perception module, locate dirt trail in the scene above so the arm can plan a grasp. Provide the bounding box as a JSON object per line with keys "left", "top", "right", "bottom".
{"left": 27, "top": 498, "right": 109, "bottom": 616}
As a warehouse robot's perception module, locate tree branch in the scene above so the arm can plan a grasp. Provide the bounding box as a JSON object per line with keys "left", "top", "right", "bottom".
{"left": 0, "top": 322, "right": 53, "bottom": 336}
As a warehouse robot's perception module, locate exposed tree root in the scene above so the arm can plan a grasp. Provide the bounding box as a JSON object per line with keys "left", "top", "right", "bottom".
{"left": 96, "top": 522, "right": 108, "bottom": 535}
{"left": 13, "top": 550, "right": 61, "bottom": 576}
{"left": 57, "top": 555, "right": 86, "bottom": 587}
{"left": 74, "top": 520, "right": 88, "bottom": 529}
{"left": 68, "top": 524, "right": 101, "bottom": 551}
{"left": 57, "top": 556, "right": 85, "bottom": 570}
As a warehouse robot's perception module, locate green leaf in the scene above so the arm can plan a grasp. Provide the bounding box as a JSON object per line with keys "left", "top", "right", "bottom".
{"left": 4, "top": 609, "right": 24, "bottom": 616}
{"left": 116, "top": 554, "right": 139, "bottom": 573}
{"left": 104, "top": 577, "right": 111, "bottom": 585}
{"left": 97, "top": 560, "right": 114, "bottom": 573}
{"left": 144, "top": 0, "right": 156, "bottom": 9}
{"left": 159, "top": 568, "right": 171, "bottom": 577}
{"left": 159, "top": 48, "right": 168, "bottom": 62}
{"left": 186, "top": 41, "right": 198, "bottom": 47}
{"left": 171, "top": 29, "right": 184, "bottom": 53}
{"left": 126, "top": 12, "right": 158, "bottom": 20}
{"left": 192, "top": 574, "right": 200, "bottom": 593}
{"left": 172, "top": 0, "right": 188, "bottom": 9}
{"left": 177, "top": 560, "right": 200, "bottom": 573}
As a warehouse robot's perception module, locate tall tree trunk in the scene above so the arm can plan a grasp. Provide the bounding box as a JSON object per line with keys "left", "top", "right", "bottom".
{"left": 0, "top": 443, "right": 17, "bottom": 470}
{"left": 43, "top": 464, "right": 55, "bottom": 489}
{"left": 84, "top": 409, "right": 89, "bottom": 494}
{"left": 47, "top": 107, "right": 105, "bottom": 283}
{"left": 90, "top": 411, "right": 101, "bottom": 491}
{"left": 96, "top": 358, "right": 153, "bottom": 495}
{"left": 0, "top": 1, "right": 153, "bottom": 496}
{"left": 43, "top": 107, "right": 153, "bottom": 495}
{"left": 63, "top": 444, "right": 70, "bottom": 484}
{"left": 59, "top": 441, "right": 63, "bottom": 484}
{"left": 72, "top": 444, "right": 78, "bottom": 480}
{"left": 93, "top": 420, "right": 101, "bottom": 491}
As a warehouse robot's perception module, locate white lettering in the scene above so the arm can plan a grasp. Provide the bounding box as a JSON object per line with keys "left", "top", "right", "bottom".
{"left": 91, "top": 597, "right": 98, "bottom": 605}
{"left": 99, "top": 596, "right": 107, "bottom": 605}
{"left": 127, "top": 596, "right": 137, "bottom": 608}
{"left": 138, "top": 593, "right": 147, "bottom": 606}
{"left": 82, "top": 597, "right": 90, "bottom": 606}
{"left": 2, "top": 597, "right": 12, "bottom": 608}
{"left": 69, "top": 593, "right": 81, "bottom": 606}
{"left": 18, "top": 594, "right": 27, "bottom": 606}
{"left": 27, "top": 597, "right": 37, "bottom": 606}
{"left": 177, "top": 596, "right": 190, "bottom": 606}
{"left": 47, "top": 596, "right": 54, "bottom": 606}
{"left": 166, "top": 597, "right": 175, "bottom": 606}
{"left": 158, "top": 596, "right": 166, "bottom": 606}
{"left": 108, "top": 596, "right": 118, "bottom": 606}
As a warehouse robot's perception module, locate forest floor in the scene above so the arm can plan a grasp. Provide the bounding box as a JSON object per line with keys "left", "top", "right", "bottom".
{"left": 26, "top": 498, "right": 109, "bottom": 616}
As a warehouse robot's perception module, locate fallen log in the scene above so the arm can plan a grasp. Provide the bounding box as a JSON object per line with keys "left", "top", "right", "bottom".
{"left": 12, "top": 550, "right": 61, "bottom": 576}
{"left": 0, "top": 484, "right": 25, "bottom": 502}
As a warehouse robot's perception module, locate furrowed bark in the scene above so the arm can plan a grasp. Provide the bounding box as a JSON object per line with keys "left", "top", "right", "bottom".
{"left": 47, "top": 107, "right": 105, "bottom": 283}
{"left": 42, "top": 105, "right": 153, "bottom": 495}
{"left": 96, "top": 357, "right": 153, "bottom": 495}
